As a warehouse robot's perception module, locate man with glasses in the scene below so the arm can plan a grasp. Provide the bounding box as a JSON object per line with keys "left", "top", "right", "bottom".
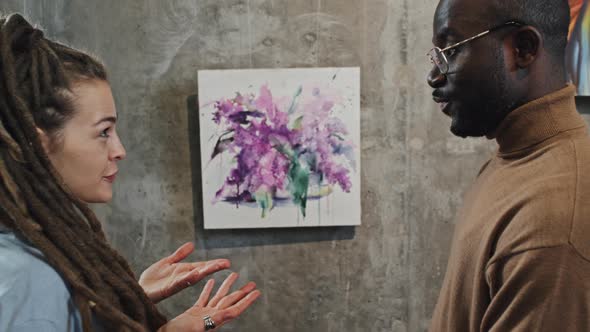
{"left": 427, "top": 0, "right": 590, "bottom": 331}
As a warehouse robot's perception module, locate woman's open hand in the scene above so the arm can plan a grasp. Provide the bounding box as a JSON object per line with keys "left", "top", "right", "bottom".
{"left": 139, "top": 242, "right": 230, "bottom": 303}
{"left": 158, "top": 272, "right": 261, "bottom": 332}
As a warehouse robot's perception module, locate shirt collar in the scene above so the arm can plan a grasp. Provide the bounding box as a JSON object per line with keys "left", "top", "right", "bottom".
{"left": 494, "top": 84, "right": 586, "bottom": 155}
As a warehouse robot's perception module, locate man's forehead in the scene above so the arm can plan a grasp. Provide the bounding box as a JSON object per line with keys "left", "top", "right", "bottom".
{"left": 434, "top": 18, "right": 483, "bottom": 41}
{"left": 434, "top": 0, "right": 492, "bottom": 38}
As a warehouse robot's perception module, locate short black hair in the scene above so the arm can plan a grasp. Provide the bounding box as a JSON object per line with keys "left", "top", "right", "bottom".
{"left": 491, "top": 0, "right": 570, "bottom": 60}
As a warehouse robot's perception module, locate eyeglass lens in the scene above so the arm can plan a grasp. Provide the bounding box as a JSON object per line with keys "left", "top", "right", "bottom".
{"left": 429, "top": 48, "right": 448, "bottom": 74}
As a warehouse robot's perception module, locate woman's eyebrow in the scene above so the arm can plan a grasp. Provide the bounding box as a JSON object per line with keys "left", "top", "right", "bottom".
{"left": 94, "top": 116, "right": 117, "bottom": 126}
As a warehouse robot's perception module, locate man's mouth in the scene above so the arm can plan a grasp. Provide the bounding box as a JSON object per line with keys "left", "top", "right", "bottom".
{"left": 441, "top": 102, "right": 452, "bottom": 116}
{"left": 433, "top": 96, "right": 451, "bottom": 116}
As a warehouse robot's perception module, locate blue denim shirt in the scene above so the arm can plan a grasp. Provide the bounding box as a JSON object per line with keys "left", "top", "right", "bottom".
{"left": 0, "top": 229, "right": 103, "bottom": 331}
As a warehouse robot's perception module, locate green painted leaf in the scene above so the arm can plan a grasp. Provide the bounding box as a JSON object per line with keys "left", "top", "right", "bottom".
{"left": 255, "top": 191, "right": 274, "bottom": 218}
{"left": 287, "top": 85, "right": 303, "bottom": 114}
{"left": 291, "top": 116, "right": 304, "bottom": 130}
{"left": 287, "top": 156, "right": 309, "bottom": 217}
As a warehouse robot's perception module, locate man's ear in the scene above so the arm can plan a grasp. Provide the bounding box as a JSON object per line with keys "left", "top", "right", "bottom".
{"left": 512, "top": 26, "right": 543, "bottom": 69}
{"left": 36, "top": 127, "right": 51, "bottom": 154}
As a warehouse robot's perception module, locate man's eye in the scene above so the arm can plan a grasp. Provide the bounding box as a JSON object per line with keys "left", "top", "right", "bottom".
{"left": 446, "top": 47, "right": 459, "bottom": 57}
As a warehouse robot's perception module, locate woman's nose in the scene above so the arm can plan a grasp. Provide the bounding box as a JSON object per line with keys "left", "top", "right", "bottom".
{"left": 110, "top": 135, "right": 126, "bottom": 161}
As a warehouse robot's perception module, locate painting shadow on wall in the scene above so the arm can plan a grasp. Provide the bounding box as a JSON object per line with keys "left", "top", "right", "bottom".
{"left": 187, "top": 94, "right": 356, "bottom": 249}
{"left": 576, "top": 96, "right": 590, "bottom": 114}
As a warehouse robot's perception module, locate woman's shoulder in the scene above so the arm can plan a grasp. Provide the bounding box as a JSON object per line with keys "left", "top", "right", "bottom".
{"left": 0, "top": 232, "right": 83, "bottom": 331}
{"left": 1, "top": 231, "right": 47, "bottom": 264}
{"left": 0, "top": 232, "right": 64, "bottom": 288}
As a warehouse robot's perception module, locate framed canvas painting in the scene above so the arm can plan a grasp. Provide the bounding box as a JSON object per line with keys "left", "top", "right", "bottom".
{"left": 568, "top": 0, "right": 590, "bottom": 95}
{"left": 197, "top": 67, "right": 361, "bottom": 229}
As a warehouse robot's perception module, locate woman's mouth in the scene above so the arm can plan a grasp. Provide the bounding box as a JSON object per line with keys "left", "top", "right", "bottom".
{"left": 103, "top": 172, "right": 117, "bottom": 183}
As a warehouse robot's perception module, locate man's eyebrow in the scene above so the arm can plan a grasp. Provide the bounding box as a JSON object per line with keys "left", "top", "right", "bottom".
{"left": 435, "top": 26, "right": 462, "bottom": 42}
{"left": 94, "top": 116, "right": 117, "bottom": 126}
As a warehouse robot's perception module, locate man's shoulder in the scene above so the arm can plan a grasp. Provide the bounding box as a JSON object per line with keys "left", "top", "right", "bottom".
{"left": 568, "top": 134, "right": 590, "bottom": 261}
{"left": 491, "top": 134, "right": 590, "bottom": 261}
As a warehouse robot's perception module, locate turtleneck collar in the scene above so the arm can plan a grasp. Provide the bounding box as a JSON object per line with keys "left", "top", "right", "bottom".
{"left": 494, "top": 84, "right": 586, "bottom": 155}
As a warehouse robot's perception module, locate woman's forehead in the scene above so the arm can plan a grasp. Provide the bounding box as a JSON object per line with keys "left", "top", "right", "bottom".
{"left": 70, "top": 80, "right": 117, "bottom": 123}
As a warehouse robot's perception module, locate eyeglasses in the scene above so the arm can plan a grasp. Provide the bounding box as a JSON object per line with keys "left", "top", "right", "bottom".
{"left": 428, "top": 21, "right": 523, "bottom": 74}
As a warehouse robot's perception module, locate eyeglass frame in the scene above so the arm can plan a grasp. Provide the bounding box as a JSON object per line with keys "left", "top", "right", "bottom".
{"left": 428, "top": 21, "right": 524, "bottom": 74}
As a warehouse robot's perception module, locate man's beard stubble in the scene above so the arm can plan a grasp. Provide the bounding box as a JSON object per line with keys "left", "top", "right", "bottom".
{"left": 450, "top": 49, "right": 516, "bottom": 138}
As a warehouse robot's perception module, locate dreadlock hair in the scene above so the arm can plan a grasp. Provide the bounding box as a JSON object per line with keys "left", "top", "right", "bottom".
{"left": 0, "top": 13, "right": 167, "bottom": 332}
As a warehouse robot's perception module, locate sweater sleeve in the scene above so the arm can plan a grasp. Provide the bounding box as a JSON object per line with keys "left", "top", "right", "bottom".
{"left": 482, "top": 245, "right": 590, "bottom": 332}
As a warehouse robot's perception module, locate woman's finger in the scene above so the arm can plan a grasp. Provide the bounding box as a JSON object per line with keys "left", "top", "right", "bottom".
{"left": 165, "top": 242, "right": 194, "bottom": 264}
{"left": 195, "top": 279, "right": 215, "bottom": 307}
{"left": 215, "top": 282, "right": 257, "bottom": 309}
{"left": 186, "top": 259, "right": 231, "bottom": 284}
{"left": 212, "top": 290, "right": 261, "bottom": 326}
{"left": 207, "top": 272, "right": 239, "bottom": 307}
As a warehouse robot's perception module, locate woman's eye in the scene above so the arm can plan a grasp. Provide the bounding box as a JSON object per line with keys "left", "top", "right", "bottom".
{"left": 100, "top": 128, "right": 110, "bottom": 138}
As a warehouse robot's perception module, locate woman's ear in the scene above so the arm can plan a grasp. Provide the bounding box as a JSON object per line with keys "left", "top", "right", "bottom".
{"left": 35, "top": 127, "right": 51, "bottom": 155}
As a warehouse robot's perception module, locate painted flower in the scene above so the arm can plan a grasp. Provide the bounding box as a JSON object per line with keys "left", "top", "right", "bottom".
{"left": 209, "top": 84, "right": 355, "bottom": 218}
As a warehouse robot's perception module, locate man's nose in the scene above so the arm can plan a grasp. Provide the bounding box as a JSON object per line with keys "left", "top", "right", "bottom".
{"left": 427, "top": 66, "right": 446, "bottom": 88}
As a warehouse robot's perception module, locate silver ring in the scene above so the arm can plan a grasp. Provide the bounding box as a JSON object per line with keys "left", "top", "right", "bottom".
{"left": 203, "top": 315, "right": 216, "bottom": 331}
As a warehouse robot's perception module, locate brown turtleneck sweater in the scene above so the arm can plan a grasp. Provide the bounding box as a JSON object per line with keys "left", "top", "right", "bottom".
{"left": 430, "top": 85, "right": 590, "bottom": 332}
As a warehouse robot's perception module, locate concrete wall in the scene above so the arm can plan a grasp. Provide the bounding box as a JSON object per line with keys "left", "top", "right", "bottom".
{"left": 3, "top": 1, "right": 588, "bottom": 331}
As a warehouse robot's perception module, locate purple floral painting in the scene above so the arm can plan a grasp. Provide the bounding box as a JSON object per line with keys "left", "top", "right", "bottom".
{"left": 198, "top": 68, "right": 360, "bottom": 229}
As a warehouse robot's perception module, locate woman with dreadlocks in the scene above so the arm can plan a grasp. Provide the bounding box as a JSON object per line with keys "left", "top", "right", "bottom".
{"left": 0, "top": 13, "right": 260, "bottom": 332}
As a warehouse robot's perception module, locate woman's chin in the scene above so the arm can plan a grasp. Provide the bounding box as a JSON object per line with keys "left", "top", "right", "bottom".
{"left": 79, "top": 190, "right": 113, "bottom": 204}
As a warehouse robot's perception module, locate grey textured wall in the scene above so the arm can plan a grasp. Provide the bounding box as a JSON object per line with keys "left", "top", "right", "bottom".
{"left": 4, "top": 1, "right": 588, "bottom": 331}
